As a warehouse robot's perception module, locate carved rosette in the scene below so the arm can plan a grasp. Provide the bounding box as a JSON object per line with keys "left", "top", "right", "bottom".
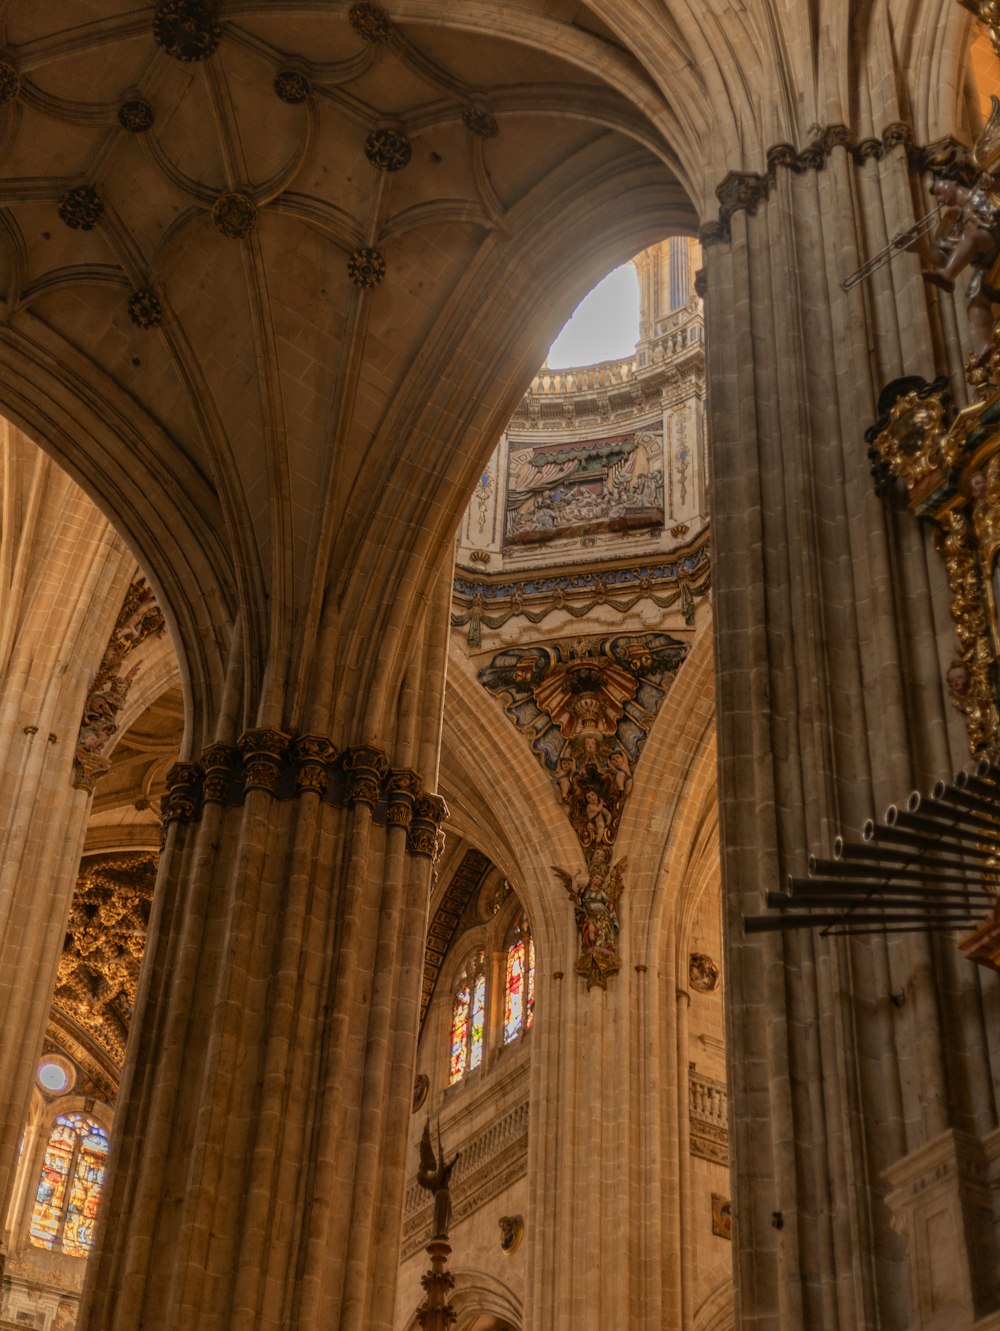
{"left": 291, "top": 735, "right": 337, "bottom": 795}
{"left": 238, "top": 729, "right": 290, "bottom": 795}
{"left": 0, "top": 59, "right": 21, "bottom": 104}
{"left": 128, "top": 288, "right": 163, "bottom": 329}
{"left": 348, "top": 246, "right": 386, "bottom": 288}
{"left": 407, "top": 793, "right": 448, "bottom": 858}
{"left": 118, "top": 99, "right": 155, "bottom": 132}
{"left": 153, "top": 1, "right": 222, "bottom": 62}
{"left": 212, "top": 192, "right": 257, "bottom": 240}
{"left": 58, "top": 185, "right": 103, "bottom": 231}
{"left": 365, "top": 128, "right": 412, "bottom": 171}
{"left": 462, "top": 108, "right": 499, "bottom": 139}
{"left": 349, "top": 2, "right": 393, "bottom": 43}
{"left": 386, "top": 767, "right": 422, "bottom": 827}
{"left": 343, "top": 744, "right": 390, "bottom": 806}
{"left": 200, "top": 743, "right": 239, "bottom": 803}
{"left": 162, "top": 761, "right": 204, "bottom": 824}
{"left": 274, "top": 70, "right": 311, "bottom": 104}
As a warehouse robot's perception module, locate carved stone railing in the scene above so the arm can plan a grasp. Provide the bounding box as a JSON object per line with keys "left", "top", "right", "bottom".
{"left": 689, "top": 1068, "right": 728, "bottom": 1165}
{"left": 402, "top": 1098, "right": 529, "bottom": 1258}
{"left": 530, "top": 355, "right": 638, "bottom": 396}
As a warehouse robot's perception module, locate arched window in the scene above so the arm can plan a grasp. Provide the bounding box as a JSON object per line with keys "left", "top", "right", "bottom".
{"left": 503, "top": 914, "right": 535, "bottom": 1044}
{"left": 30, "top": 1112, "right": 109, "bottom": 1257}
{"left": 449, "top": 949, "right": 487, "bottom": 1085}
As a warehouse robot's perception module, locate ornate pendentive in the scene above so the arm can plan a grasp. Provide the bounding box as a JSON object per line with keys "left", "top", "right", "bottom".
{"left": 274, "top": 69, "right": 311, "bottom": 103}
{"left": 118, "top": 99, "right": 155, "bottom": 132}
{"left": 57, "top": 185, "right": 102, "bottom": 231}
{"left": 153, "top": 0, "right": 222, "bottom": 62}
{"left": 866, "top": 374, "right": 1000, "bottom": 756}
{"left": 365, "top": 128, "right": 412, "bottom": 170}
{"left": 73, "top": 579, "right": 165, "bottom": 791}
{"left": 212, "top": 192, "right": 257, "bottom": 239}
{"left": 128, "top": 288, "right": 163, "bottom": 329}
{"left": 53, "top": 854, "right": 157, "bottom": 1067}
{"left": 478, "top": 632, "right": 688, "bottom": 847}
{"left": 553, "top": 850, "right": 626, "bottom": 990}
{"left": 349, "top": 2, "right": 394, "bottom": 43}
{"left": 462, "top": 108, "right": 499, "bottom": 139}
{"left": 0, "top": 59, "right": 21, "bottom": 104}
{"left": 348, "top": 246, "right": 386, "bottom": 287}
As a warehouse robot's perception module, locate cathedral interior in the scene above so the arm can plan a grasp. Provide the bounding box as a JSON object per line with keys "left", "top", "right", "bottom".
{"left": 0, "top": 3, "right": 999, "bottom": 1330}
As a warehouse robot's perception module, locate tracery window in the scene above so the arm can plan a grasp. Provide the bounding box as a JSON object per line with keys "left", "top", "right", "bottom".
{"left": 29, "top": 1112, "right": 109, "bottom": 1257}
{"left": 503, "top": 914, "right": 535, "bottom": 1044}
{"left": 449, "top": 948, "right": 487, "bottom": 1085}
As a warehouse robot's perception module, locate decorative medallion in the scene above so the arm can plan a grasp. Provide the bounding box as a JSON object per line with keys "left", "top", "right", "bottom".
{"left": 211, "top": 192, "right": 257, "bottom": 239}
{"left": 412, "top": 1073, "right": 429, "bottom": 1113}
{"left": 57, "top": 185, "right": 103, "bottom": 231}
{"left": 0, "top": 59, "right": 21, "bottom": 105}
{"left": 498, "top": 1215, "right": 524, "bottom": 1253}
{"left": 462, "top": 108, "right": 499, "bottom": 140}
{"left": 348, "top": 246, "right": 386, "bottom": 288}
{"left": 153, "top": 0, "right": 222, "bottom": 62}
{"left": 364, "top": 127, "right": 412, "bottom": 171}
{"left": 274, "top": 69, "right": 311, "bottom": 104}
{"left": 128, "top": 288, "right": 163, "bottom": 329}
{"left": 689, "top": 952, "right": 720, "bottom": 993}
{"left": 118, "top": 99, "right": 155, "bottom": 132}
{"left": 348, "top": 2, "right": 393, "bottom": 43}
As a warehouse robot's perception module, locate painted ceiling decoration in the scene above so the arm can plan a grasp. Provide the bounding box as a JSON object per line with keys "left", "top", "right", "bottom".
{"left": 478, "top": 631, "right": 688, "bottom": 850}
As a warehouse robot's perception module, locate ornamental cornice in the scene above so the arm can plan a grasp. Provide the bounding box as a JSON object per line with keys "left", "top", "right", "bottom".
{"left": 700, "top": 124, "right": 968, "bottom": 247}
{"left": 162, "top": 732, "right": 447, "bottom": 856}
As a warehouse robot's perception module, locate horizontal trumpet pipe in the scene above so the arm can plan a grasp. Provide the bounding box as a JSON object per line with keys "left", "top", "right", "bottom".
{"left": 744, "top": 911, "right": 979, "bottom": 934}
{"left": 930, "top": 779, "right": 1000, "bottom": 823}
{"left": 863, "top": 820, "right": 1000, "bottom": 860}
{"left": 787, "top": 877, "right": 993, "bottom": 901}
{"left": 888, "top": 801, "right": 1000, "bottom": 841}
{"left": 808, "top": 855, "right": 986, "bottom": 886}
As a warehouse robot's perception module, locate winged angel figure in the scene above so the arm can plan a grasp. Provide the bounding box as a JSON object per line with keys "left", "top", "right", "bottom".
{"left": 921, "top": 96, "right": 1000, "bottom": 359}
{"left": 553, "top": 850, "right": 628, "bottom": 990}
{"left": 416, "top": 1121, "right": 460, "bottom": 1241}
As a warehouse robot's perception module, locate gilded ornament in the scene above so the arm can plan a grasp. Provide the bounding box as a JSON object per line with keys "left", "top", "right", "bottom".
{"left": 349, "top": 2, "right": 393, "bottom": 43}
{"left": 364, "top": 127, "right": 412, "bottom": 171}
{"left": 0, "top": 59, "right": 21, "bottom": 105}
{"left": 462, "top": 108, "right": 499, "bottom": 140}
{"left": 274, "top": 70, "right": 311, "bottom": 104}
{"left": 153, "top": 0, "right": 222, "bottom": 62}
{"left": 118, "top": 99, "right": 155, "bottom": 132}
{"left": 212, "top": 192, "right": 257, "bottom": 240}
{"left": 58, "top": 185, "right": 103, "bottom": 231}
{"left": 128, "top": 288, "right": 163, "bottom": 329}
{"left": 348, "top": 246, "right": 386, "bottom": 288}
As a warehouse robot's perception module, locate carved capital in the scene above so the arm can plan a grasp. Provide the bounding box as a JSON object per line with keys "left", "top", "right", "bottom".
{"left": 162, "top": 761, "right": 204, "bottom": 823}
{"left": 343, "top": 744, "right": 390, "bottom": 805}
{"left": 407, "top": 792, "right": 449, "bottom": 857}
{"left": 881, "top": 120, "right": 915, "bottom": 153}
{"left": 715, "top": 170, "right": 766, "bottom": 221}
{"left": 200, "top": 742, "right": 239, "bottom": 803}
{"left": 238, "top": 728, "right": 290, "bottom": 795}
{"left": 72, "top": 752, "right": 111, "bottom": 793}
{"left": 291, "top": 734, "right": 337, "bottom": 795}
{"left": 386, "top": 767, "right": 421, "bottom": 826}
{"left": 697, "top": 218, "right": 729, "bottom": 248}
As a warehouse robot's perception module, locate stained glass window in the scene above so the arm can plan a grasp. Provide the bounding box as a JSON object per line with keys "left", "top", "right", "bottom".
{"left": 30, "top": 1113, "right": 109, "bottom": 1257}
{"left": 449, "top": 949, "right": 486, "bottom": 1085}
{"left": 504, "top": 915, "right": 535, "bottom": 1043}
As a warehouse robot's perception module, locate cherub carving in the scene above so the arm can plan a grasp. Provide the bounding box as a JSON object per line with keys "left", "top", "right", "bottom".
{"left": 416, "top": 1121, "right": 460, "bottom": 1241}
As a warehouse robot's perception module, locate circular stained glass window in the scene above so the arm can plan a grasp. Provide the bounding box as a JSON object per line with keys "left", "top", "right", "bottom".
{"left": 36, "top": 1057, "right": 74, "bottom": 1096}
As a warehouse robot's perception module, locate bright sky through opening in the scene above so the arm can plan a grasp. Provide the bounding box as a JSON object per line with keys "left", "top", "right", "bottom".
{"left": 547, "top": 262, "right": 640, "bottom": 368}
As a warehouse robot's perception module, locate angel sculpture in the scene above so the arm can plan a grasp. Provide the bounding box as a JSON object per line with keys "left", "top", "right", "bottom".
{"left": 416, "top": 1121, "right": 460, "bottom": 1241}
{"left": 553, "top": 849, "right": 628, "bottom": 990}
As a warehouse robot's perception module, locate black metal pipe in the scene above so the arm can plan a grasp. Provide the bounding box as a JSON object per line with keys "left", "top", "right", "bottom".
{"left": 744, "top": 911, "right": 979, "bottom": 934}
{"left": 907, "top": 790, "right": 1000, "bottom": 837}
{"left": 882, "top": 804, "right": 1000, "bottom": 848}
{"left": 931, "top": 779, "right": 1000, "bottom": 824}
{"left": 786, "top": 878, "right": 993, "bottom": 902}
{"left": 834, "top": 839, "right": 998, "bottom": 875}
{"left": 863, "top": 821, "right": 1000, "bottom": 861}
{"left": 808, "top": 855, "right": 987, "bottom": 886}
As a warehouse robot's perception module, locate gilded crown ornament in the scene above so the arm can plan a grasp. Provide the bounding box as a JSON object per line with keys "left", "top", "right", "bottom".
{"left": 364, "top": 128, "right": 412, "bottom": 171}
{"left": 274, "top": 70, "right": 311, "bottom": 104}
{"left": 348, "top": 246, "right": 386, "bottom": 288}
{"left": 57, "top": 185, "right": 103, "bottom": 231}
{"left": 211, "top": 192, "right": 257, "bottom": 239}
{"left": 0, "top": 59, "right": 20, "bottom": 105}
{"left": 153, "top": 0, "right": 222, "bottom": 62}
{"left": 118, "top": 99, "right": 155, "bottom": 132}
{"left": 349, "top": 2, "right": 393, "bottom": 42}
{"left": 462, "top": 108, "right": 499, "bottom": 139}
{"left": 128, "top": 289, "right": 163, "bottom": 329}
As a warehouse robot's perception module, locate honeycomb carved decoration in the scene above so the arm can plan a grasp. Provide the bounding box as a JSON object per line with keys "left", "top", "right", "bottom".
{"left": 118, "top": 99, "right": 155, "bottom": 133}
{"left": 153, "top": 0, "right": 223, "bottom": 63}
{"left": 212, "top": 192, "right": 257, "bottom": 239}
{"left": 0, "top": 59, "right": 20, "bottom": 105}
{"left": 365, "top": 128, "right": 412, "bottom": 171}
{"left": 57, "top": 185, "right": 103, "bottom": 231}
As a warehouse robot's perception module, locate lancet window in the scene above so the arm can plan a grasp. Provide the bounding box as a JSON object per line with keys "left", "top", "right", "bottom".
{"left": 449, "top": 948, "right": 487, "bottom": 1085}
{"left": 29, "top": 1112, "right": 109, "bottom": 1257}
{"left": 503, "top": 913, "right": 535, "bottom": 1044}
